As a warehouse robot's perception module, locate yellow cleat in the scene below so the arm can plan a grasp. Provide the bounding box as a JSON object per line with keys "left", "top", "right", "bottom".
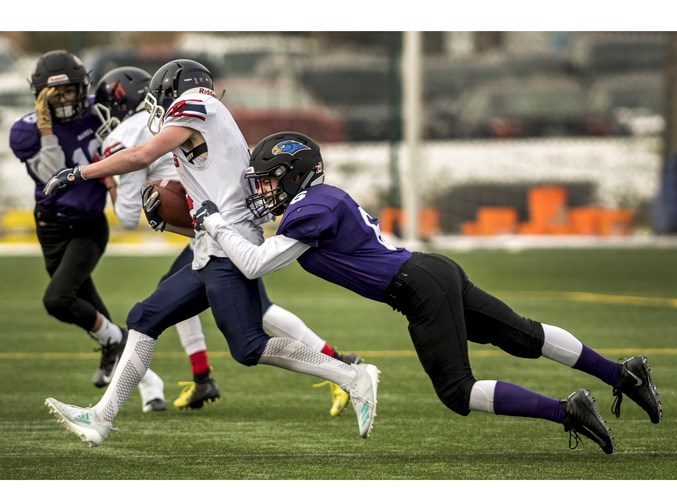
{"left": 173, "top": 378, "right": 221, "bottom": 410}
{"left": 313, "top": 380, "right": 350, "bottom": 416}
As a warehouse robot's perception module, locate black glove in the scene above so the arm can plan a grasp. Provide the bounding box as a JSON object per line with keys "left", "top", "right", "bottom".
{"left": 43, "top": 166, "right": 86, "bottom": 195}
{"left": 141, "top": 181, "right": 166, "bottom": 232}
{"left": 194, "top": 200, "right": 220, "bottom": 231}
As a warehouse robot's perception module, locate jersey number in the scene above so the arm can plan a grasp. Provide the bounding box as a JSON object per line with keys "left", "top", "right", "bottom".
{"left": 358, "top": 207, "right": 397, "bottom": 250}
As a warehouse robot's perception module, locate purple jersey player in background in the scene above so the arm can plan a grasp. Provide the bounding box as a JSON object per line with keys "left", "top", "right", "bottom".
{"left": 8, "top": 50, "right": 130, "bottom": 390}
{"left": 193, "top": 131, "right": 663, "bottom": 455}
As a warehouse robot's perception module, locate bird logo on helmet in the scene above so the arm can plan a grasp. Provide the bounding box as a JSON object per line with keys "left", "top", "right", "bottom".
{"left": 244, "top": 132, "right": 325, "bottom": 219}
{"left": 272, "top": 141, "right": 311, "bottom": 156}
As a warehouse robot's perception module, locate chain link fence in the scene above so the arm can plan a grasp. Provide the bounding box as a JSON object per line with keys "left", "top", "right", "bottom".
{"left": 0, "top": 31, "right": 673, "bottom": 241}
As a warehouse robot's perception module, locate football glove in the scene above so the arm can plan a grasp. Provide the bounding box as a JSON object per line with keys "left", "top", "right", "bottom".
{"left": 141, "top": 181, "right": 166, "bottom": 232}
{"left": 43, "top": 166, "right": 86, "bottom": 195}
{"left": 35, "top": 87, "right": 57, "bottom": 132}
{"left": 194, "top": 200, "right": 220, "bottom": 231}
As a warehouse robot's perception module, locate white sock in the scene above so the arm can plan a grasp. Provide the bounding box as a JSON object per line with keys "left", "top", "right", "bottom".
{"left": 138, "top": 368, "right": 165, "bottom": 405}
{"left": 469, "top": 380, "right": 497, "bottom": 413}
{"left": 541, "top": 323, "right": 583, "bottom": 367}
{"left": 94, "top": 330, "right": 156, "bottom": 423}
{"left": 176, "top": 315, "right": 207, "bottom": 356}
{"left": 263, "top": 304, "right": 326, "bottom": 351}
{"left": 257, "top": 337, "right": 356, "bottom": 387}
{"left": 90, "top": 314, "right": 123, "bottom": 344}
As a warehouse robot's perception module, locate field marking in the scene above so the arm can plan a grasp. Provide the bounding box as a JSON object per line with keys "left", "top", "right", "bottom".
{"left": 2, "top": 348, "right": 677, "bottom": 360}
{"left": 503, "top": 290, "right": 677, "bottom": 308}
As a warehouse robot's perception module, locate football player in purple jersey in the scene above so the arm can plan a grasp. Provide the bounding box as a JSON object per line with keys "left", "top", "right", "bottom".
{"left": 192, "top": 131, "right": 663, "bottom": 455}
{"left": 8, "top": 50, "right": 139, "bottom": 393}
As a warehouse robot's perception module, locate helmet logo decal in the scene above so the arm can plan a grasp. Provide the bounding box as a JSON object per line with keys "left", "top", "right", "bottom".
{"left": 47, "top": 74, "right": 70, "bottom": 84}
{"left": 272, "top": 140, "right": 310, "bottom": 156}
{"left": 111, "top": 82, "right": 126, "bottom": 100}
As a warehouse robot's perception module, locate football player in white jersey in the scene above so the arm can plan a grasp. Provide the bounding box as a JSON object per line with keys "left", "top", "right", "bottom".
{"left": 93, "top": 65, "right": 361, "bottom": 414}
{"left": 43, "top": 59, "right": 380, "bottom": 447}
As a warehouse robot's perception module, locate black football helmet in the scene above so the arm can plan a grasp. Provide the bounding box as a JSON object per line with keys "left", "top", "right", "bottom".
{"left": 245, "top": 132, "right": 325, "bottom": 218}
{"left": 144, "top": 59, "right": 215, "bottom": 134}
{"left": 92, "top": 66, "right": 152, "bottom": 142}
{"left": 30, "top": 50, "right": 91, "bottom": 123}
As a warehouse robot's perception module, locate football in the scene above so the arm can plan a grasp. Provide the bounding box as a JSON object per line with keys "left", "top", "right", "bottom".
{"left": 147, "top": 179, "right": 193, "bottom": 229}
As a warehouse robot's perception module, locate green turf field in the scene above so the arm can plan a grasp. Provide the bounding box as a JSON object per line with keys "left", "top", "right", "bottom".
{"left": 0, "top": 248, "right": 675, "bottom": 480}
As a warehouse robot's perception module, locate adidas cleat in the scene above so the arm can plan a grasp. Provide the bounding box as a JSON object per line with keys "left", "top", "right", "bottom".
{"left": 347, "top": 363, "right": 380, "bottom": 438}
{"left": 45, "top": 397, "right": 112, "bottom": 447}
{"left": 612, "top": 356, "right": 662, "bottom": 424}
{"left": 173, "top": 379, "right": 221, "bottom": 410}
{"left": 92, "top": 328, "right": 128, "bottom": 388}
{"left": 561, "top": 389, "right": 614, "bottom": 454}
{"left": 312, "top": 380, "right": 350, "bottom": 416}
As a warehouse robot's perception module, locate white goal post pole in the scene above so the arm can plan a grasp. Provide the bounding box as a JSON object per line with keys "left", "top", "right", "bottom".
{"left": 400, "top": 31, "right": 423, "bottom": 247}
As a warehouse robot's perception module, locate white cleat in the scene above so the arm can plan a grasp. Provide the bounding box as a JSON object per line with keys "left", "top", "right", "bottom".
{"left": 45, "top": 398, "right": 112, "bottom": 447}
{"left": 347, "top": 363, "right": 381, "bottom": 438}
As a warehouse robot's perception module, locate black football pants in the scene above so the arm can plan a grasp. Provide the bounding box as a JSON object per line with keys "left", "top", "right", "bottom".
{"left": 385, "top": 252, "right": 545, "bottom": 416}
{"left": 35, "top": 211, "right": 110, "bottom": 331}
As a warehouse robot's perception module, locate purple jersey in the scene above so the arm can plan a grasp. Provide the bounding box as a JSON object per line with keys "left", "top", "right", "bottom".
{"left": 277, "top": 184, "right": 411, "bottom": 302}
{"left": 9, "top": 96, "right": 106, "bottom": 221}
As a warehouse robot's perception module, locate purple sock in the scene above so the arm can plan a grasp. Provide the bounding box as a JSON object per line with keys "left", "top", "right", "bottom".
{"left": 494, "top": 381, "right": 566, "bottom": 424}
{"left": 573, "top": 344, "right": 620, "bottom": 387}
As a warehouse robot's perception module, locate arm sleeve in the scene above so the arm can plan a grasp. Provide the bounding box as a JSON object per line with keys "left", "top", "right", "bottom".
{"left": 203, "top": 213, "right": 309, "bottom": 279}
{"left": 25, "top": 135, "right": 65, "bottom": 183}
{"left": 113, "top": 169, "right": 148, "bottom": 229}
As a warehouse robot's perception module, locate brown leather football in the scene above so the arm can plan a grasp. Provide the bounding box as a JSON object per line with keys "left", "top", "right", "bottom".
{"left": 148, "top": 179, "right": 193, "bottom": 229}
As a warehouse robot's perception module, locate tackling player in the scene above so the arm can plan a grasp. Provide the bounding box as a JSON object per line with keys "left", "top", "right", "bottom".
{"left": 191, "top": 131, "right": 662, "bottom": 455}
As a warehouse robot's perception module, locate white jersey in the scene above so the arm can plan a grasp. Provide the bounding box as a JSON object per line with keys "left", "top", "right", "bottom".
{"left": 161, "top": 92, "right": 270, "bottom": 269}
{"left": 102, "top": 111, "right": 178, "bottom": 230}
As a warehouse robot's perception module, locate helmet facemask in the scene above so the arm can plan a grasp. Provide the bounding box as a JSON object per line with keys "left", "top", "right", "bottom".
{"left": 144, "top": 92, "right": 164, "bottom": 135}
{"left": 93, "top": 67, "right": 151, "bottom": 141}
{"left": 245, "top": 160, "right": 324, "bottom": 218}
{"left": 48, "top": 83, "right": 88, "bottom": 123}
{"left": 92, "top": 103, "right": 120, "bottom": 142}
{"left": 245, "top": 165, "right": 290, "bottom": 218}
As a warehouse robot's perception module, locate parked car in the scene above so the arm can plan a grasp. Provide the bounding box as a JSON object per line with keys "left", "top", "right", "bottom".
{"left": 424, "top": 52, "right": 574, "bottom": 139}
{"left": 568, "top": 34, "right": 667, "bottom": 80}
{"left": 295, "top": 53, "right": 401, "bottom": 142}
{"left": 587, "top": 72, "right": 664, "bottom": 136}
{"left": 177, "top": 33, "right": 318, "bottom": 81}
{"left": 445, "top": 75, "right": 620, "bottom": 139}
{"left": 219, "top": 77, "right": 345, "bottom": 144}
{"left": 81, "top": 46, "right": 223, "bottom": 86}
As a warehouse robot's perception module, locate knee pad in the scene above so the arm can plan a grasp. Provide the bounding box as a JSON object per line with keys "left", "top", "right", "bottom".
{"left": 229, "top": 342, "right": 265, "bottom": 367}
{"left": 433, "top": 376, "right": 476, "bottom": 416}
{"left": 42, "top": 291, "right": 76, "bottom": 323}
{"left": 125, "top": 301, "right": 160, "bottom": 339}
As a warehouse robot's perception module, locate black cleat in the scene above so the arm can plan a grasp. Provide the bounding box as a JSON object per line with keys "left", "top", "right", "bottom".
{"left": 92, "top": 328, "right": 128, "bottom": 388}
{"left": 143, "top": 398, "right": 167, "bottom": 413}
{"left": 333, "top": 348, "right": 362, "bottom": 365}
{"left": 561, "top": 389, "right": 614, "bottom": 454}
{"left": 612, "top": 356, "right": 662, "bottom": 424}
{"left": 174, "top": 378, "right": 221, "bottom": 410}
